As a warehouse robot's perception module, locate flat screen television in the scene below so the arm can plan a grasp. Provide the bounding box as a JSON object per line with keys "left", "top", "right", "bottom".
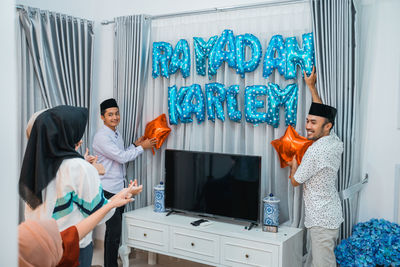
{"left": 165, "top": 149, "right": 261, "bottom": 223}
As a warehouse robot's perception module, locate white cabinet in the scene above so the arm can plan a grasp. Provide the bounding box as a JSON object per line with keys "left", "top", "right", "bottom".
{"left": 119, "top": 206, "right": 303, "bottom": 267}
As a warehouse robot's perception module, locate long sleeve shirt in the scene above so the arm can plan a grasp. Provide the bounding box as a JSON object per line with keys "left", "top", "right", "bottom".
{"left": 294, "top": 131, "right": 344, "bottom": 229}
{"left": 92, "top": 125, "right": 143, "bottom": 193}
{"left": 25, "top": 158, "right": 112, "bottom": 248}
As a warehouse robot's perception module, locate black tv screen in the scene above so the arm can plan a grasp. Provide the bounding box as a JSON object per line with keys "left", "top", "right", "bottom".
{"left": 165, "top": 149, "right": 261, "bottom": 223}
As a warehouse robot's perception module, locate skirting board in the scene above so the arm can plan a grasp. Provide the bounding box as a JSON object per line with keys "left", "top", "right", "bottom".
{"left": 395, "top": 164, "right": 400, "bottom": 223}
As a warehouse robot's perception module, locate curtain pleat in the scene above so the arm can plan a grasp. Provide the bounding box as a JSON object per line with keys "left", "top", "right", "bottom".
{"left": 310, "top": 0, "right": 360, "bottom": 240}
{"left": 17, "top": 6, "right": 94, "bottom": 155}
{"left": 113, "top": 15, "right": 152, "bottom": 211}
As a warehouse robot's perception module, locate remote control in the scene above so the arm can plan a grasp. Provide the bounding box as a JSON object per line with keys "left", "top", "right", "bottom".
{"left": 190, "top": 219, "right": 208, "bottom": 226}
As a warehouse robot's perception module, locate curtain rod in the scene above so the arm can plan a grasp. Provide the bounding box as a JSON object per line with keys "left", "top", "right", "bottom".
{"left": 100, "top": 0, "right": 308, "bottom": 25}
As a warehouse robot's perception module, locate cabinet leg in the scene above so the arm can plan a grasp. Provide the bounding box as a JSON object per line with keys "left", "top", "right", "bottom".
{"left": 118, "top": 245, "right": 131, "bottom": 267}
{"left": 148, "top": 251, "right": 157, "bottom": 265}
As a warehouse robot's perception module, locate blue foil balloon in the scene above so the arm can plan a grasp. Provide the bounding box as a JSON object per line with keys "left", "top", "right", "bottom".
{"left": 285, "top": 32, "right": 315, "bottom": 79}
{"left": 193, "top": 36, "right": 218, "bottom": 76}
{"left": 263, "top": 35, "right": 286, "bottom": 79}
{"left": 266, "top": 83, "right": 298, "bottom": 128}
{"left": 235, "top": 33, "right": 262, "bottom": 78}
{"left": 208, "top": 29, "right": 236, "bottom": 78}
{"left": 167, "top": 85, "right": 190, "bottom": 124}
{"left": 169, "top": 39, "right": 191, "bottom": 78}
{"left": 181, "top": 84, "right": 205, "bottom": 124}
{"left": 226, "top": 85, "right": 242, "bottom": 122}
{"left": 205, "top": 83, "right": 226, "bottom": 122}
{"left": 152, "top": 42, "right": 173, "bottom": 78}
{"left": 244, "top": 85, "right": 268, "bottom": 124}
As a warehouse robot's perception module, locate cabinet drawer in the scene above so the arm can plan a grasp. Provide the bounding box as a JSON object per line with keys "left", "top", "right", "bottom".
{"left": 221, "top": 236, "right": 279, "bottom": 267}
{"left": 126, "top": 218, "right": 168, "bottom": 252}
{"left": 170, "top": 227, "right": 220, "bottom": 263}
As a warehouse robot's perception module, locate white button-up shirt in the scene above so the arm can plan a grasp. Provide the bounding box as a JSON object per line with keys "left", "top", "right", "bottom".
{"left": 294, "top": 131, "right": 344, "bottom": 229}
{"left": 93, "top": 125, "right": 143, "bottom": 193}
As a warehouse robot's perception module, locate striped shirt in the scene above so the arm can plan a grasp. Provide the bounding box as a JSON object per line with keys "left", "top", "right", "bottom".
{"left": 25, "top": 158, "right": 113, "bottom": 248}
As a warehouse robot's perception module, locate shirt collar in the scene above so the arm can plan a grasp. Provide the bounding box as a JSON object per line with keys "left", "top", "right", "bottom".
{"left": 102, "top": 124, "right": 120, "bottom": 136}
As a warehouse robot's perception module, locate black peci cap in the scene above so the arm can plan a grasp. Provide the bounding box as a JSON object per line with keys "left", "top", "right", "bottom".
{"left": 100, "top": 98, "right": 118, "bottom": 112}
{"left": 308, "top": 102, "right": 337, "bottom": 123}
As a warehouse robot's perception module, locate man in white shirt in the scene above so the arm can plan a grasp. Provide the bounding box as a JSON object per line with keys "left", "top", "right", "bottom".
{"left": 287, "top": 67, "right": 344, "bottom": 267}
{"left": 93, "top": 98, "right": 157, "bottom": 267}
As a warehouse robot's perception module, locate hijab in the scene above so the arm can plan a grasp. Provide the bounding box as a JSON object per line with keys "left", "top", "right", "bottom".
{"left": 19, "top": 105, "right": 88, "bottom": 209}
{"left": 18, "top": 219, "right": 63, "bottom": 267}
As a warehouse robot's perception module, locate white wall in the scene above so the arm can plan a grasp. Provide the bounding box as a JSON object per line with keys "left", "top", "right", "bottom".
{"left": 357, "top": 0, "right": 400, "bottom": 222}
{"left": 0, "top": 0, "right": 18, "bottom": 265}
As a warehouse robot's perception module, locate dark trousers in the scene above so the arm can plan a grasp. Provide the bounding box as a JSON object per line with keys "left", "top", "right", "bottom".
{"left": 103, "top": 190, "right": 125, "bottom": 267}
{"left": 78, "top": 242, "right": 93, "bottom": 267}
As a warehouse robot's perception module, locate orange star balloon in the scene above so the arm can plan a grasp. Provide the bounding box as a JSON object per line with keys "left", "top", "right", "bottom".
{"left": 144, "top": 114, "right": 171, "bottom": 155}
{"left": 271, "top": 125, "right": 313, "bottom": 168}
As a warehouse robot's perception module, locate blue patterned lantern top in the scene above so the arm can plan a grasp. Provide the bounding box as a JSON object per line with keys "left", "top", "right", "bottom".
{"left": 154, "top": 181, "right": 165, "bottom": 212}
{"left": 263, "top": 193, "right": 280, "bottom": 226}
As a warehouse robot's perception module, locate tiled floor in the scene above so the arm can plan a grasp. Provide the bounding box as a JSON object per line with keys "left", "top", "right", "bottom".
{"left": 91, "top": 240, "right": 211, "bottom": 267}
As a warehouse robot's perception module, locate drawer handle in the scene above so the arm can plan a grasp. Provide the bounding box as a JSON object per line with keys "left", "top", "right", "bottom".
{"left": 191, "top": 242, "right": 195, "bottom": 247}
{"left": 143, "top": 233, "right": 147, "bottom": 237}
{"left": 245, "top": 254, "right": 249, "bottom": 259}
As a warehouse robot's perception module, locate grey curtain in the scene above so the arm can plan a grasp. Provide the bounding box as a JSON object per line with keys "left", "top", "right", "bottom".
{"left": 113, "top": 15, "right": 152, "bottom": 210}
{"left": 310, "top": 0, "right": 360, "bottom": 240}
{"left": 17, "top": 6, "right": 94, "bottom": 155}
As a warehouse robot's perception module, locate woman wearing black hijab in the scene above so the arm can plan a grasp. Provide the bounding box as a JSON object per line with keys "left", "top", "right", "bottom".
{"left": 19, "top": 105, "right": 113, "bottom": 267}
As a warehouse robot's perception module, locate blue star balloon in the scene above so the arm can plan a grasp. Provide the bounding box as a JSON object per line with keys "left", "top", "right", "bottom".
{"left": 205, "top": 83, "right": 226, "bottom": 122}
{"left": 152, "top": 42, "right": 173, "bottom": 78}
{"left": 226, "top": 85, "right": 242, "bottom": 122}
{"left": 181, "top": 84, "right": 205, "bottom": 124}
{"left": 244, "top": 85, "right": 268, "bottom": 124}
{"left": 167, "top": 85, "right": 190, "bottom": 124}
{"left": 235, "top": 33, "right": 262, "bottom": 78}
{"left": 208, "top": 29, "right": 236, "bottom": 79}
{"left": 193, "top": 36, "right": 218, "bottom": 76}
{"left": 169, "top": 39, "right": 191, "bottom": 78}
{"left": 266, "top": 83, "right": 298, "bottom": 128}
{"left": 285, "top": 32, "right": 315, "bottom": 79}
{"left": 263, "top": 35, "right": 286, "bottom": 79}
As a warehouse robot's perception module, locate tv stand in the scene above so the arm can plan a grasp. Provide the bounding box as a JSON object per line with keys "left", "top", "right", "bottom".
{"left": 165, "top": 209, "right": 185, "bottom": 216}
{"left": 119, "top": 206, "right": 303, "bottom": 267}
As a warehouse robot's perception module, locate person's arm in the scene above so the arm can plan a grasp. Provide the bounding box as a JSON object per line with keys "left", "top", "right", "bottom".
{"left": 134, "top": 136, "right": 158, "bottom": 150}
{"left": 287, "top": 157, "right": 301, "bottom": 187}
{"left": 75, "top": 182, "right": 141, "bottom": 240}
{"left": 304, "top": 66, "right": 322, "bottom": 104}
{"left": 93, "top": 134, "right": 144, "bottom": 164}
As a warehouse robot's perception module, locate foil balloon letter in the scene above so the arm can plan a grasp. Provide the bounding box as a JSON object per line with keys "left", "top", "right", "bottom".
{"left": 167, "top": 85, "right": 190, "bottom": 125}
{"left": 285, "top": 32, "right": 315, "bottom": 79}
{"left": 226, "top": 85, "right": 242, "bottom": 122}
{"left": 169, "top": 39, "right": 191, "bottom": 78}
{"left": 244, "top": 85, "right": 268, "bottom": 124}
{"left": 271, "top": 125, "right": 313, "bottom": 168}
{"left": 235, "top": 33, "right": 262, "bottom": 78}
{"left": 205, "top": 83, "right": 226, "bottom": 122}
{"left": 193, "top": 36, "right": 218, "bottom": 76}
{"left": 263, "top": 35, "right": 286, "bottom": 79}
{"left": 152, "top": 42, "right": 173, "bottom": 78}
{"left": 208, "top": 29, "right": 236, "bottom": 78}
{"left": 144, "top": 114, "right": 171, "bottom": 155}
{"left": 181, "top": 84, "right": 205, "bottom": 124}
{"left": 266, "top": 83, "right": 298, "bottom": 128}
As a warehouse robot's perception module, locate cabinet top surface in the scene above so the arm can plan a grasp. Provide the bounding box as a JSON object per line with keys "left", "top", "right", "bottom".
{"left": 124, "top": 206, "right": 302, "bottom": 244}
